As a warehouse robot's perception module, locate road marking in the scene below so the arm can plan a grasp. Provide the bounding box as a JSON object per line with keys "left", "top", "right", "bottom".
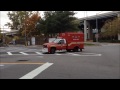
{"left": 0, "top": 65, "right": 4, "bottom": 66}
{"left": 67, "top": 53, "right": 80, "bottom": 56}
{"left": 7, "top": 52, "right": 13, "bottom": 55}
{"left": 19, "top": 52, "right": 29, "bottom": 55}
{"left": 81, "top": 53, "right": 97, "bottom": 54}
{"left": 67, "top": 53, "right": 102, "bottom": 56}
{"left": 79, "top": 54, "right": 102, "bottom": 56}
{"left": 0, "top": 62, "right": 45, "bottom": 65}
{"left": 35, "top": 52, "right": 44, "bottom": 55}
{"left": 1, "top": 52, "right": 102, "bottom": 57}
{"left": 56, "top": 50, "right": 66, "bottom": 53}
{"left": 19, "top": 62, "right": 53, "bottom": 79}
{"left": 55, "top": 54, "right": 62, "bottom": 55}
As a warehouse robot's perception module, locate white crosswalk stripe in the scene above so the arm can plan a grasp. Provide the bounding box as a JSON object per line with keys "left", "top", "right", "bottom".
{"left": 7, "top": 52, "right": 13, "bottom": 55}
{"left": 19, "top": 52, "right": 29, "bottom": 55}
{"left": 35, "top": 52, "right": 44, "bottom": 55}
{"left": 0, "top": 47, "right": 41, "bottom": 52}
{"left": 67, "top": 53, "right": 80, "bottom": 56}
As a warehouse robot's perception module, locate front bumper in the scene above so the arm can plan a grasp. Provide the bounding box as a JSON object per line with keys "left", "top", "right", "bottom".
{"left": 42, "top": 48, "right": 48, "bottom": 53}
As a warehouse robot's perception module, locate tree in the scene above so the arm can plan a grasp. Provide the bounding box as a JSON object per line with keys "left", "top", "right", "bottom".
{"left": 101, "top": 17, "right": 120, "bottom": 40}
{"left": 6, "top": 11, "right": 42, "bottom": 37}
{"left": 6, "top": 11, "right": 33, "bottom": 30}
{"left": 21, "top": 12, "right": 41, "bottom": 37}
{"left": 36, "top": 11, "right": 80, "bottom": 37}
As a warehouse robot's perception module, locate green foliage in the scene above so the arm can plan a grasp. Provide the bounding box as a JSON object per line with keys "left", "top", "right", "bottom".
{"left": 101, "top": 17, "right": 120, "bottom": 36}
{"left": 6, "top": 11, "right": 80, "bottom": 38}
{"left": 36, "top": 11, "right": 80, "bottom": 36}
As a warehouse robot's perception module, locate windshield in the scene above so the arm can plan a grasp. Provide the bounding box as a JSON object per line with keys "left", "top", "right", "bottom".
{"left": 52, "top": 39, "right": 61, "bottom": 43}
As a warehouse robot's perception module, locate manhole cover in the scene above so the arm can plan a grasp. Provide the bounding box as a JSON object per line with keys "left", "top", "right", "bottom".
{"left": 17, "top": 60, "right": 29, "bottom": 61}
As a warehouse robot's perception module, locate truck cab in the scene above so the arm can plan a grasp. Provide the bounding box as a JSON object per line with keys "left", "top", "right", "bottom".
{"left": 42, "top": 38, "right": 67, "bottom": 54}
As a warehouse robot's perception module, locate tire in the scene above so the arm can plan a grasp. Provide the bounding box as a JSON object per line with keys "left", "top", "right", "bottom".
{"left": 73, "top": 47, "right": 79, "bottom": 52}
{"left": 50, "top": 48, "right": 56, "bottom": 54}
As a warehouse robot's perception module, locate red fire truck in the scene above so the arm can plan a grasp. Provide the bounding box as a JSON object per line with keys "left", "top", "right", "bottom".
{"left": 42, "top": 32, "right": 84, "bottom": 54}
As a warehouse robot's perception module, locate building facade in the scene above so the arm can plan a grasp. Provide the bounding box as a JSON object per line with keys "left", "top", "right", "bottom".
{"left": 79, "top": 11, "right": 120, "bottom": 41}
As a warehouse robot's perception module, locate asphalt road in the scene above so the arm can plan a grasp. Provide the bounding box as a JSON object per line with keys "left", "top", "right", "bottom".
{"left": 0, "top": 44, "right": 120, "bottom": 79}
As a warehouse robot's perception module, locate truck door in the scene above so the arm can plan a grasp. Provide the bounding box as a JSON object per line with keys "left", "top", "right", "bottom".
{"left": 58, "top": 39, "right": 67, "bottom": 50}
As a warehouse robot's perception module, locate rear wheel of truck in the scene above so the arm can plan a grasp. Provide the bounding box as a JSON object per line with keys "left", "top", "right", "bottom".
{"left": 50, "top": 48, "right": 56, "bottom": 54}
{"left": 73, "top": 47, "right": 79, "bottom": 52}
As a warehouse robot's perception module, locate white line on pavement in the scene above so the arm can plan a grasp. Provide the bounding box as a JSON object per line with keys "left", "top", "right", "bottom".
{"left": 79, "top": 54, "right": 102, "bottom": 56}
{"left": 81, "top": 53, "right": 97, "bottom": 54}
{"left": 55, "top": 54, "right": 62, "bottom": 55}
{"left": 67, "top": 53, "right": 102, "bottom": 56}
{"left": 19, "top": 62, "right": 53, "bottom": 79}
{"left": 19, "top": 52, "right": 29, "bottom": 55}
{"left": 67, "top": 53, "right": 80, "bottom": 56}
{"left": 7, "top": 52, "right": 13, "bottom": 55}
{"left": 35, "top": 52, "right": 44, "bottom": 55}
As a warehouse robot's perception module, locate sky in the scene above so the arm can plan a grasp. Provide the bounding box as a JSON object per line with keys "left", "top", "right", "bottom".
{"left": 0, "top": 11, "right": 111, "bottom": 31}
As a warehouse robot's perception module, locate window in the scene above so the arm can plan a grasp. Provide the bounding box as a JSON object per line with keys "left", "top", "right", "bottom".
{"left": 59, "top": 40, "right": 65, "bottom": 44}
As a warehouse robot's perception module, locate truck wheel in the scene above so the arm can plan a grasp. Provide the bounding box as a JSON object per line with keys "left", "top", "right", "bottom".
{"left": 73, "top": 47, "right": 79, "bottom": 52}
{"left": 50, "top": 48, "right": 56, "bottom": 54}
